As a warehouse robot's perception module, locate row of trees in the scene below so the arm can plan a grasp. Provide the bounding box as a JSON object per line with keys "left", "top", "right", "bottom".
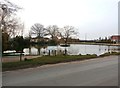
{"left": 1, "top": 0, "right": 79, "bottom": 53}
{"left": 29, "top": 23, "right": 78, "bottom": 45}
{"left": 1, "top": 0, "right": 78, "bottom": 53}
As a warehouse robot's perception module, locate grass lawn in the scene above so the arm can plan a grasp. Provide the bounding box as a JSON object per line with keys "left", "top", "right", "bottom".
{"left": 2, "top": 52, "right": 120, "bottom": 71}
{"left": 2, "top": 54, "right": 97, "bottom": 71}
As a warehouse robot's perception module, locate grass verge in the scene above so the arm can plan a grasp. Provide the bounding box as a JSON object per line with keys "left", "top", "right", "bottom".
{"left": 2, "top": 52, "right": 120, "bottom": 72}
{"left": 2, "top": 54, "right": 97, "bottom": 71}
{"left": 99, "top": 52, "right": 120, "bottom": 57}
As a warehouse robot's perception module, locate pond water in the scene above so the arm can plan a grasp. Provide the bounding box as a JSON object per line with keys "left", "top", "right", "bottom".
{"left": 23, "top": 44, "right": 119, "bottom": 56}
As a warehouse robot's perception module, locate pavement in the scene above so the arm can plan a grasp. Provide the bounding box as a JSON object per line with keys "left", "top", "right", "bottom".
{"left": 2, "top": 55, "right": 118, "bottom": 86}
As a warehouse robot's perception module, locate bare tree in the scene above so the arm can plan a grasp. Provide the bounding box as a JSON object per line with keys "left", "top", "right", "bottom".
{"left": 4, "top": 17, "right": 24, "bottom": 37}
{"left": 46, "top": 25, "right": 60, "bottom": 40}
{"left": 0, "top": 0, "right": 23, "bottom": 37}
{"left": 60, "top": 25, "right": 77, "bottom": 44}
{"left": 30, "top": 23, "right": 45, "bottom": 38}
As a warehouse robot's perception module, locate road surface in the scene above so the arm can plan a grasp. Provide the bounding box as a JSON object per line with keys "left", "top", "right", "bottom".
{"left": 2, "top": 55, "right": 118, "bottom": 86}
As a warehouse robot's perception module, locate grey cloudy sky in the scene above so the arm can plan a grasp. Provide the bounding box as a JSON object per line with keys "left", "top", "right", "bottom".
{"left": 9, "top": 0, "right": 119, "bottom": 40}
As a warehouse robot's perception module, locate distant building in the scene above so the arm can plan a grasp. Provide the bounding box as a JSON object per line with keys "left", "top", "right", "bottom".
{"left": 59, "top": 38, "right": 80, "bottom": 43}
{"left": 30, "top": 37, "right": 49, "bottom": 43}
{"left": 110, "top": 35, "right": 120, "bottom": 43}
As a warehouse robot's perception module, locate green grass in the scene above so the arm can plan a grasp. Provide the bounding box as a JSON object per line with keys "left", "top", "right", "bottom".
{"left": 2, "top": 54, "right": 97, "bottom": 71}
{"left": 99, "top": 52, "right": 120, "bottom": 57}
{"left": 3, "top": 52, "right": 120, "bottom": 71}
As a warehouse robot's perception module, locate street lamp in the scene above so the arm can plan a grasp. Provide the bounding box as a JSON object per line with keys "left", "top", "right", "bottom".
{"left": 0, "top": 4, "right": 7, "bottom": 62}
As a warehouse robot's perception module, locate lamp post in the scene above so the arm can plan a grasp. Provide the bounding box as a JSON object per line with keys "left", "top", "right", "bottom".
{"left": 0, "top": 8, "right": 2, "bottom": 29}
{"left": 0, "top": 4, "right": 8, "bottom": 62}
{"left": 0, "top": 7, "right": 2, "bottom": 63}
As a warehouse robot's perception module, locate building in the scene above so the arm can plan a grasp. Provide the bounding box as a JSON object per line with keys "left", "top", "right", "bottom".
{"left": 111, "top": 35, "right": 120, "bottom": 43}
{"left": 30, "top": 37, "right": 49, "bottom": 43}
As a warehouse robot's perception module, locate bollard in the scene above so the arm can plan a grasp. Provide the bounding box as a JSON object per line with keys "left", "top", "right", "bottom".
{"left": 55, "top": 50, "right": 57, "bottom": 56}
{"left": 48, "top": 50, "right": 50, "bottom": 56}
{"left": 64, "top": 49, "right": 67, "bottom": 55}
{"left": 20, "top": 53, "right": 22, "bottom": 61}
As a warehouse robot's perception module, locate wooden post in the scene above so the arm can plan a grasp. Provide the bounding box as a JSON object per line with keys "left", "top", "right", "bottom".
{"left": 48, "top": 50, "right": 50, "bottom": 56}
{"left": 20, "top": 53, "right": 22, "bottom": 61}
{"left": 65, "top": 48, "right": 67, "bottom": 55}
{"left": 55, "top": 50, "right": 56, "bottom": 56}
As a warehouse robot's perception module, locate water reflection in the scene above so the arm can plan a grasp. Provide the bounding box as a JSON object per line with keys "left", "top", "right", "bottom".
{"left": 23, "top": 44, "right": 119, "bottom": 56}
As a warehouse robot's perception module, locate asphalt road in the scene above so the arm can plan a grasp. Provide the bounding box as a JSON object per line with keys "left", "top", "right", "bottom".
{"left": 2, "top": 55, "right": 118, "bottom": 86}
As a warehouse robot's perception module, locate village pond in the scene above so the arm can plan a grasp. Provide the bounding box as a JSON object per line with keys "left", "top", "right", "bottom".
{"left": 23, "top": 44, "right": 119, "bottom": 56}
